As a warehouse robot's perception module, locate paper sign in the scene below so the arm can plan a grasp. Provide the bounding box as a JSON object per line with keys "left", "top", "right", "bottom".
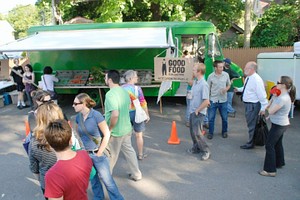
{"left": 0, "top": 60, "right": 10, "bottom": 80}
{"left": 154, "top": 57, "right": 194, "bottom": 82}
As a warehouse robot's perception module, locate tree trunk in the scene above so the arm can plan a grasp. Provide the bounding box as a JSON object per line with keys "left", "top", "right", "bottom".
{"left": 150, "top": 3, "right": 161, "bottom": 21}
{"left": 244, "top": 0, "right": 252, "bottom": 48}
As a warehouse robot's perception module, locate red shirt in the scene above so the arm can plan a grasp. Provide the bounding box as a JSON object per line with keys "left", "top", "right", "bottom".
{"left": 45, "top": 150, "right": 92, "bottom": 200}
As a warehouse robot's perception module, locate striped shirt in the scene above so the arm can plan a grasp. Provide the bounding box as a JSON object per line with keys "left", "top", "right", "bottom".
{"left": 28, "top": 137, "right": 57, "bottom": 189}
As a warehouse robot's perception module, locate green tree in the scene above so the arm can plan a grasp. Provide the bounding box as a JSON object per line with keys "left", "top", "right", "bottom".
{"left": 251, "top": 3, "right": 300, "bottom": 47}
{"left": 6, "top": 5, "right": 40, "bottom": 39}
{"left": 185, "top": 0, "right": 243, "bottom": 32}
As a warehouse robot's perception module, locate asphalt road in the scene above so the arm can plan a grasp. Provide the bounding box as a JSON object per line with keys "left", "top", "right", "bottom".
{"left": 0, "top": 95, "right": 299, "bottom": 200}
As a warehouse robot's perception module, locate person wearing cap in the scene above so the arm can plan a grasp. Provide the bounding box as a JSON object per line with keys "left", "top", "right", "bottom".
{"left": 223, "top": 58, "right": 241, "bottom": 117}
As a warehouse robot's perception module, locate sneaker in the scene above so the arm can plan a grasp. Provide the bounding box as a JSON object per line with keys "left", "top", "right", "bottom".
{"left": 228, "top": 112, "right": 236, "bottom": 118}
{"left": 128, "top": 174, "right": 142, "bottom": 181}
{"left": 203, "top": 123, "right": 209, "bottom": 129}
{"left": 207, "top": 134, "right": 213, "bottom": 140}
{"left": 187, "top": 148, "right": 200, "bottom": 154}
{"left": 201, "top": 151, "right": 210, "bottom": 161}
{"left": 222, "top": 132, "right": 228, "bottom": 138}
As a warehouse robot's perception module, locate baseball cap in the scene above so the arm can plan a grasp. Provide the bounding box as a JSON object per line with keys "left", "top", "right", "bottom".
{"left": 224, "top": 58, "right": 231, "bottom": 65}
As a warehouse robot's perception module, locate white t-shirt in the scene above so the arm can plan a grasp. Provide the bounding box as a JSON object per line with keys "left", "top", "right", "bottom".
{"left": 41, "top": 74, "right": 58, "bottom": 91}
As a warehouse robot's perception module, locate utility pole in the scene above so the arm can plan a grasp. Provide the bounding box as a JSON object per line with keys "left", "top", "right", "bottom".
{"left": 244, "top": 0, "right": 252, "bottom": 48}
{"left": 51, "top": 0, "right": 56, "bottom": 25}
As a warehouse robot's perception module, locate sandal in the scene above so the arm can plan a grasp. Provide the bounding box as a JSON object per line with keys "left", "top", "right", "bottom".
{"left": 138, "top": 153, "right": 148, "bottom": 160}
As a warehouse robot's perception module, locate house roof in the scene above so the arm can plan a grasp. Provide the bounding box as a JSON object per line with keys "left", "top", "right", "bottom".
{"left": 0, "top": 20, "right": 14, "bottom": 32}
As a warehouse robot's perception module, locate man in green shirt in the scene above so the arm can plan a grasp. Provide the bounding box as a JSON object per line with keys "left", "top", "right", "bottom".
{"left": 105, "top": 70, "right": 142, "bottom": 181}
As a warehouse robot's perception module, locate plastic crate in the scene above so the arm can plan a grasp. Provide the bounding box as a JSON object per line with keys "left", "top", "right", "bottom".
{"left": 3, "top": 92, "right": 11, "bottom": 105}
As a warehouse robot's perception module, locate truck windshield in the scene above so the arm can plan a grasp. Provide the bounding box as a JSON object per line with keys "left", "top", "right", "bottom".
{"left": 207, "top": 33, "right": 221, "bottom": 58}
{"left": 181, "top": 34, "right": 205, "bottom": 61}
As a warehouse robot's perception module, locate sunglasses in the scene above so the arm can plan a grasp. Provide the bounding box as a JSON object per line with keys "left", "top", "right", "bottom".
{"left": 73, "top": 102, "right": 83, "bottom": 106}
{"left": 277, "top": 81, "right": 283, "bottom": 85}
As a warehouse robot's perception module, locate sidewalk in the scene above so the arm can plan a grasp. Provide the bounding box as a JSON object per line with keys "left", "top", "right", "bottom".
{"left": 0, "top": 95, "right": 299, "bottom": 200}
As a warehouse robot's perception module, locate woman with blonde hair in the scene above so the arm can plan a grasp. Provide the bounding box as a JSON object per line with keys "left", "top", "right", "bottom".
{"left": 122, "top": 70, "right": 150, "bottom": 160}
{"left": 73, "top": 93, "right": 123, "bottom": 200}
{"left": 28, "top": 103, "right": 64, "bottom": 199}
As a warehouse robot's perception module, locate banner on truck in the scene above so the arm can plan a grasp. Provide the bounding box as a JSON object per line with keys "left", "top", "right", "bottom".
{"left": 154, "top": 57, "right": 194, "bottom": 82}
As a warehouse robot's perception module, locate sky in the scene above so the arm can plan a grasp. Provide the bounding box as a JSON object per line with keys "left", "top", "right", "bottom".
{"left": 0, "top": 0, "right": 37, "bottom": 14}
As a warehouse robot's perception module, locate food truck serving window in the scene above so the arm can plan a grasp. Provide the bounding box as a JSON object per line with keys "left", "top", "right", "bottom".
{"left": 0, "top": 28, "right": 169, "bottom": 52}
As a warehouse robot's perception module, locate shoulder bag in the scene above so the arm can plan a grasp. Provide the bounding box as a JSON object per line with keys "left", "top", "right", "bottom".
{"left": 79, "top": 114, "right": 111, "bottom": 157}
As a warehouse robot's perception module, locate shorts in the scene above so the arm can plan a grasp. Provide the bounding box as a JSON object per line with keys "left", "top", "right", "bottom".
{"left": 130, "top": 111, "right": 145, "bottom": 132}
{"left": 16, "top": 83, "right": 25, "bottom": 92}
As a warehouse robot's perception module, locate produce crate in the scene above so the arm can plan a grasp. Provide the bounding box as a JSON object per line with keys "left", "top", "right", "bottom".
{"left": 55, "top": 70, "right": 89, "bottom": 86}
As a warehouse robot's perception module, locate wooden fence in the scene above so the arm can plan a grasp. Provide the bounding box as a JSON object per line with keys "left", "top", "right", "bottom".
{"left": 222, "top": 46, "right": 293, "bottom": 69}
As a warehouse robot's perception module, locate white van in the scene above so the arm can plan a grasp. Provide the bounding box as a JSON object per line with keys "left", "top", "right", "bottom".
{"left": 257, "top": 43, "right": 300, "bottom": 101}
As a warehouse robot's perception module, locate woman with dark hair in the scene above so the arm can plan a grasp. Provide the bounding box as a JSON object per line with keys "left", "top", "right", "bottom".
{"left": 41, "top": 66, "right": 59, "bottom": 100}
{"left": 23, "top": 64, "right": 35, "bottom": 109}
{"left": 73, "top": 93, "right": 123, "bottom": 200}
{"left": 259, "top": 76, "right": 296, "bottom": 177}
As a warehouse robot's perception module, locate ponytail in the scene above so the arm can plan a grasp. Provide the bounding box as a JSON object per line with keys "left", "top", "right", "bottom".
{"left": 289, "top": 85, "right": 296, "bottom": 102}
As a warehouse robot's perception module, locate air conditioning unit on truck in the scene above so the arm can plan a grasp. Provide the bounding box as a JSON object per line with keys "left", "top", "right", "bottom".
{"left": 0, "top": 21, "right": 243, "bottom": 106}
{"left": 257, "top": 42, "right": 300, "bottom": 102}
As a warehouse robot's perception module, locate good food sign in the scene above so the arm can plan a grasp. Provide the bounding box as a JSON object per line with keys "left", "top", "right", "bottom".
{"left": 154, "top": 57, "right": 194, "bottom": 82}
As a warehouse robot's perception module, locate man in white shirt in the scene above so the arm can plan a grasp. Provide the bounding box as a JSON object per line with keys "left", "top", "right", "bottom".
{"left": 235, "top": 61, "right": 268, "bottom": 149}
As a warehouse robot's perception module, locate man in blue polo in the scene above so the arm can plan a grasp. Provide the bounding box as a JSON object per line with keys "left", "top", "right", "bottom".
{"left": 187, "top": 62, "right": 210, "bottom": 161}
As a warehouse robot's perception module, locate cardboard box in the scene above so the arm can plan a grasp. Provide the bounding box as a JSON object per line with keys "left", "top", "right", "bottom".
{"left": 0, "top": 95, "right": 4, "bottom": 108}
{"left": 9, "top": 90, "right": 18, "bottom": 104}
{"left": 0, "top": 59, "right": 10, "bottom": 80}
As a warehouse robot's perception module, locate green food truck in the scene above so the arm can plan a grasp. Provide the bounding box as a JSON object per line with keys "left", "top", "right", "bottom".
{"left": 0, "top": 21, "right": 243, "bottom": 105}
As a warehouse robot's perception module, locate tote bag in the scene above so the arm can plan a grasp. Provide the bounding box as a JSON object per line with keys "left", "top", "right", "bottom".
{"left": 133, "top": 86, "right": 148, "bottom": 123}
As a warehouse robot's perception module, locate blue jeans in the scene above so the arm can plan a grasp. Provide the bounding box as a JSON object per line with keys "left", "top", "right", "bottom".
{"left": 186, "top": 97, "right": 191, "bottom": 122}
{"left": 208, "top": 101, "right": 228, "bottom": 135}
{"left": 90, "top": 154, "right": 124, "bottom": 200}
{"left": 227, "top": 92, "right": 235, "bottom": 113}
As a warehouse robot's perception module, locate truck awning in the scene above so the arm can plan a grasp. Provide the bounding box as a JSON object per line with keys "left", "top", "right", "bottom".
{"left": 0, "top": 28, "right": 170, "bottom": 52}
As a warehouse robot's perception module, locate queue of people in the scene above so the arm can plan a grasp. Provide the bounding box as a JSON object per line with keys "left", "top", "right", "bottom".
{"left": 23, "top": 58, "right": 296, "bottom": 199}
{"left": 26, "top": 68, "right": 150, "bottom": 199}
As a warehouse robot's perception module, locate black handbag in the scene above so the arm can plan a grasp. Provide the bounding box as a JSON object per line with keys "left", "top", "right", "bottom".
{"left": 254, "top": 115, "right": 268, "bottom": 146}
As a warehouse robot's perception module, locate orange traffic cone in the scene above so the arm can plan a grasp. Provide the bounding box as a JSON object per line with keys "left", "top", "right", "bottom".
{"left": 168, "top": 121, "right": 180, "bottom": 145}
{"left": 25, "top": 120, "right": 30, "bottom": 136}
